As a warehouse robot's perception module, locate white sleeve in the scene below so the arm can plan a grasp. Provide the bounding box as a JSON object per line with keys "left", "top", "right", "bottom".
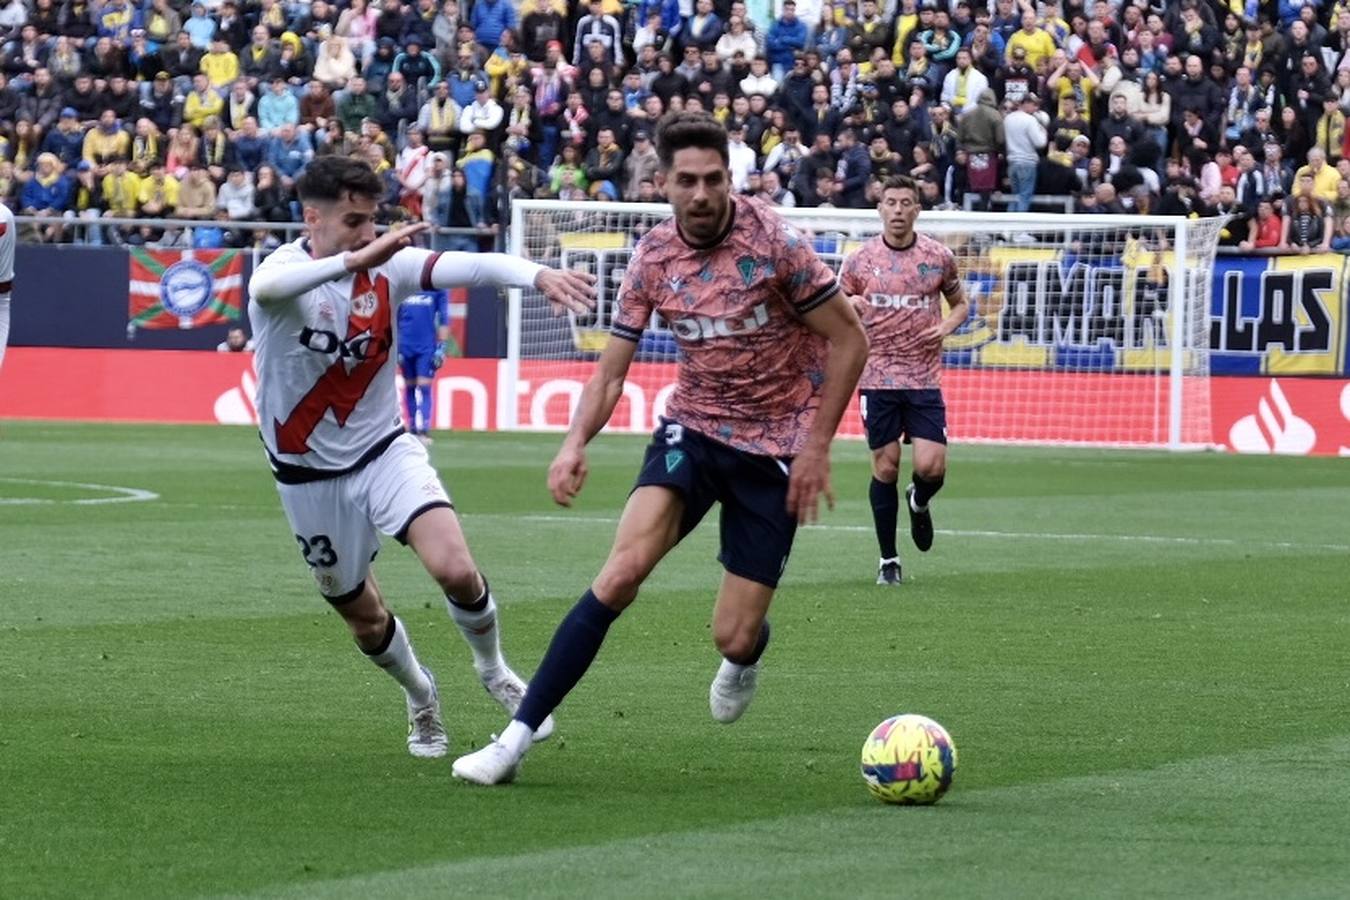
{"left": 384, "top": 247, "right": 545, "bottom": 299}
{"left": 430, "top": 251, "right": 544, "bottom": 290}
{"left": 249, "top": 247, "right": 350, "bottom": 304}
{"left": 423, "top": 252, "right": 545, "bottom": 290}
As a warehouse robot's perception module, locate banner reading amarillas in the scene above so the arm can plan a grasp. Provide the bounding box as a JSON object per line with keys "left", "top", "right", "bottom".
{"left": 127, "top": 249, "right": 243, "bottom": 334}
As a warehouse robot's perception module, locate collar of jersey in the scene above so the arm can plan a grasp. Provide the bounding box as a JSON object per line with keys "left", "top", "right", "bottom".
{"left": 882, "top": 233, "right": 917, "bottom": 252}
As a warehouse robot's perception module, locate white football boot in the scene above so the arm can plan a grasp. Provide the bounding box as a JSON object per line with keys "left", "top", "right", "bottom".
{"left": 452, "top": 737, "right": 522, "bottom": 785}
{"left": 480, "top": 667, "right": 556, "bottom": 741}
{"left": 406, "top": 666, "right": 449, "bottom": 758}
{"left": 709, "top": 658, "right": 760, "bottom": 723}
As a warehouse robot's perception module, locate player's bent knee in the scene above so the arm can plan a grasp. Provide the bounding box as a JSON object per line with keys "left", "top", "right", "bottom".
{"left": 592, "top": 550, "right": 655, "bottom": 609}
{"left": 872, "top": 457, "right": 900, "bottom": 483}
{"left": 426, "top": 555, "right": 479, "bottom": 600}
{"left": 333, "top": 594, "right": 390, "bottom": 641}
{"left": 713, "top": 625, "right": 760, "bottom": 663}
{"left": 915, "top": 456, "right": 947, "bottom": 480}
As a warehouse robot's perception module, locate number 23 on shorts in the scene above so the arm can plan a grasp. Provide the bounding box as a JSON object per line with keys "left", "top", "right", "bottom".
{"left": 295, "top": 533, "right": 338, "bottom": 567}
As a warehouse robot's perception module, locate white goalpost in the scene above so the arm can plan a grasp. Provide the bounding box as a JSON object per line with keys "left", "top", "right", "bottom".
{"left": 506, "top": 200, "right": 1226, "bottom": 450}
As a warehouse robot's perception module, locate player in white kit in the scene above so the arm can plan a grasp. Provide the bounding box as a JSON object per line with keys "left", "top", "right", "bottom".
{"left": 248, "top": 157, "right": 596, "bottom": 758}
{"left": 0, "top": 201, "right": 15, "bottom": 373}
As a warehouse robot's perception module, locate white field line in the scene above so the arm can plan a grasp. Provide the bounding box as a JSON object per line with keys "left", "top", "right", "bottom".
{"left": 469, "top": 513, "right": 1350, "bottom": 553}
{"left": 0, "top": 478, "right": 160, "bottom": 506}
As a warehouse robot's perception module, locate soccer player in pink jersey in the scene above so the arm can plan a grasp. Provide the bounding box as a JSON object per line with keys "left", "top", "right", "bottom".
{"left": 839, "top": 175, "right": 969, "bottom": 585}
{"left": 453, "top": 112, "right": 869, "bottom": 786}
{"left": 247, "top": 157, "right": 595, "bottom": 758}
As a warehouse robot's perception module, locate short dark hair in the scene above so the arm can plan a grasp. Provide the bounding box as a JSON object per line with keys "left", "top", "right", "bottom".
{"left": 655, "top": 111, "right": 729, "bottom": 169}
{"left": 296, "top": 155, "right": 384, "bottom": 204}
{"left": 881, "top": 174, "right": 920, "bottom": 198}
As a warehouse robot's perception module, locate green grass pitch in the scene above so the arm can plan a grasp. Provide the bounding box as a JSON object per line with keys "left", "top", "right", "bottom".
{"left": 2, "top": 422, "right": 1348, "bottom": 898}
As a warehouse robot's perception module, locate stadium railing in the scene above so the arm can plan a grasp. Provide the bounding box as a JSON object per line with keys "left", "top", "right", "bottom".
{"left": 10, "top": 215, "right": 495, "bottom": 246}
{"left": 961, "top": 193, "right": 1075, "bottom": 213}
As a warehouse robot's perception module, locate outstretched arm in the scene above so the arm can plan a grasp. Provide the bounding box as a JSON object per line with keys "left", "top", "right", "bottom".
{"left": 787, "top": 291, "right": 869, "bottom": 524}
{"left": 425, "top": 251, "right": 596, "bottom": 314}
{"left": 548, "top": 335, "right": 639, "bottom": 506}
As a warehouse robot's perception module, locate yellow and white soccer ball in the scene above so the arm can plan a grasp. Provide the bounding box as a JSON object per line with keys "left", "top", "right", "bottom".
{"left": 860, "top": 714, "right": 958, "bottom": 805}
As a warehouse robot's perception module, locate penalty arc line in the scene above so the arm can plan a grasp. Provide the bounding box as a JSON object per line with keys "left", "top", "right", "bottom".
{"left": 495, "top": 514, "right": 1350, "bottom": 553}
{"left": 0, "top": 478, "right": 161, "bottom": 506}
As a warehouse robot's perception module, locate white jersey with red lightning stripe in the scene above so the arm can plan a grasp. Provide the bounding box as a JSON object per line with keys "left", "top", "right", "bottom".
{"left": 249, "top": 238, "right": 442, "bottom": 473}
{"left": 0, "top": 202, "right": 15, "bottom": 291}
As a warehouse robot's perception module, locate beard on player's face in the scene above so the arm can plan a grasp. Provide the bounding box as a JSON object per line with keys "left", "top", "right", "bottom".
{"left": 678, "top": 194, "right": 728, "bottom": 241}
{"left": 664, "top": 151, "right": 733, "bottom": 243}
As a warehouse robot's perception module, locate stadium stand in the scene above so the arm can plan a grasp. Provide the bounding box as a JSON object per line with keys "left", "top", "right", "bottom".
{"left": 2, "top": 0, "right": 1350, "bottom": 252}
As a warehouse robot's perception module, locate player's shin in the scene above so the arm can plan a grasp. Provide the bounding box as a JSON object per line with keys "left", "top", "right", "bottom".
{"left": 362, "top": 615, "right": 436, "bottom": 708}
{"left": 445, "top": 577, "right": 505, "bottom": 676}
{"left": 869, "top": 477, "right": 900, "bottom": 559}
{"left": 416, "top": 384, "right": 434, "bottom": 435}
{"left": 508, "top": 589, "right": 620, "bottom": 749}
{"left": 403, "top": 382, "right": 420, "bottom": 432}
{"left": 910, "top": 472, "right": 944, "bottom": 510}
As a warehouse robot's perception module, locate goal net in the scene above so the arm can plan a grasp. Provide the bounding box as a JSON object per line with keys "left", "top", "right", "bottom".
{"left": 506, "top": 201, "right": 1226, "bottom": 450}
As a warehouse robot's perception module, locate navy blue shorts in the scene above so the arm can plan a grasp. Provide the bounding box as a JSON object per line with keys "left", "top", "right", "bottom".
{"left": 399, "top": 351, "right": 437, "bottom": 381}
{"left": 859, "top": 389, "right": 948, "bottom": 449}
{"left": 634, "top": 419, "right": 796, "bottom": 589}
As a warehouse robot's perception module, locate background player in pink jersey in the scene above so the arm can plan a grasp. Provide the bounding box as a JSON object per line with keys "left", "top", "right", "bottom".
{"left": 452, "top": 113, "right": 868, "bottom": 786}
{"left": 840, "top": 175, "right": 969, "bottom": 585}
{"left": 247, "top": 157, "right": 595, "bottom": 759}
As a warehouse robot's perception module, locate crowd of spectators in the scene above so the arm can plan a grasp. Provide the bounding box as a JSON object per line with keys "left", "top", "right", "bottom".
{"left": 3, "top": 0, "right": 1350, "bottom": 253}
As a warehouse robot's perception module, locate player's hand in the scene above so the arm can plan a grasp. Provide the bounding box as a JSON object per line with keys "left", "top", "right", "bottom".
{"left": 548, "top": 443, "right": 589, "bottom": 507}
{"left": 923, "top": 323, "right": 947, "bottom": 347}
{"left": 432, "top": 348, "right": 445, "bottom": 370}
{"left": 535, "top": 267, "right": 598, "bottom": 317}
{"left": 343, "top": 222, "right": 431, "bottom": 272}
{"left": 786, "top": 443, "right": 834, "bottom": 525}
{"left": 848, "top": 294, "right": 869, "bottom": 317}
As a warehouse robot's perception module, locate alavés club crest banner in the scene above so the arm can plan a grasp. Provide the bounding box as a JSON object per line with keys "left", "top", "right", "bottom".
{"left": 128, "top": 249, "right": 243, "bottom": 333}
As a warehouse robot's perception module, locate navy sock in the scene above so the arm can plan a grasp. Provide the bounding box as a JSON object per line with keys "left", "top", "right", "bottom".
{"left": 912, "top": 472, "right": 945, "bottom": 509}
{"left": 417, "top": 384, "right": 434, "bottom": 434}
{"left": 730, "top": 620, "right": 770, "bottom": 666}
{"left": 869, "top": 477, "right": 899, "bottom": 559}
{"left": 515, "top": 589, "right": 620, "bottom": 730}
{"left": 404, "top": 382, "right": 420, "bottom": 432}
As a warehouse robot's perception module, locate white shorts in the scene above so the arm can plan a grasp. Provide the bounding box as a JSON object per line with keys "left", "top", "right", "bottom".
{"left": 276, "top": 433, "right": 452, "bottom": 601}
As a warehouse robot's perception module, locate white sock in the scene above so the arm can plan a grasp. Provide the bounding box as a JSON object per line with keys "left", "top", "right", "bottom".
{"left": 499, "top": 718, "right": 533, "bottom": 757}
{"left": 447, "top": 581, "right": 505, "bottom": 676}
{"left": 364, "top": 616, "right": 436, "bottom": 708}
{"left": 0, "top": 293, "right": 11, "bottom": 371}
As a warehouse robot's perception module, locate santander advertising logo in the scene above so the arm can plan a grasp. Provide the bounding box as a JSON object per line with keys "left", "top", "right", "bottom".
{"left": 1227, "top": 380, "right": 1317, "bottom": 455}
{"left": 214, "top": 368, "right": 259, "bottom": 425}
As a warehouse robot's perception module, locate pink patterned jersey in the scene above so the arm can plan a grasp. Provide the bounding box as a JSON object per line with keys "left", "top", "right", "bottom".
{"left": 839, "top": 233, "right": 960, "bottom": 390}
{"left": 611, "top": 195, "right": 840, "bottom": 457}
